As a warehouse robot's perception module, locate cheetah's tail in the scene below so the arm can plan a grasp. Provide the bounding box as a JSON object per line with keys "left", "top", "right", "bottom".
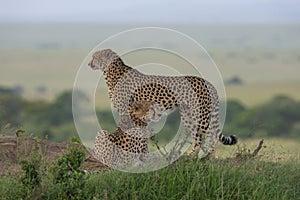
{"left": 219, "top": 134, "right": 238, "bottom": 145}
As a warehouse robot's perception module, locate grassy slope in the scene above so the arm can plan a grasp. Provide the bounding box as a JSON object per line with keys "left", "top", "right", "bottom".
{"left": 85, "top": 138, "right": 300, "bottom": 199}
{"left": 0, "top": 139, "right": 299, "bottom": 200}
{"left": 85, "top": 158, "right": 299, "bottom": 200}
{"left": 1, "top": 157, "right": 298, "bottom": 200}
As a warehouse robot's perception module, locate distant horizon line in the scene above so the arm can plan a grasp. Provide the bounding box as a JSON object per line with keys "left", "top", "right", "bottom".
{"left": 0, "top": 21, "right": 299, "bottom": 26}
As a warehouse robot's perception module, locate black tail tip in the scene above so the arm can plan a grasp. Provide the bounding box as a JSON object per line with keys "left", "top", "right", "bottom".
{"left": 221, "top": 135, "right": 238, "bottom": 145}
{"left": 230, "top": 135, "right": 238, "bottom": 145}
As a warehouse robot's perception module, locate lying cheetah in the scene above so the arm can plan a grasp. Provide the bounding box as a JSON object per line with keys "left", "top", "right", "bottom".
{"left": 94, "top": 128, "right": 149, "bottom": 168}
{"left": 89, "top": 49, "right": 237, "bottom": 158}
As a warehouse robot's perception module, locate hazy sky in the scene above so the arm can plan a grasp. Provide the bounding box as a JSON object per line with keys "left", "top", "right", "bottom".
{"left": 0, "top": 0, "right": 299, "bottom": 23}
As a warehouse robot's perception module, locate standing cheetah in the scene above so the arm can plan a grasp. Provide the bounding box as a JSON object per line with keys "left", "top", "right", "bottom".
{"left": 89, "top": 49, "right": 237, "bottom": 158}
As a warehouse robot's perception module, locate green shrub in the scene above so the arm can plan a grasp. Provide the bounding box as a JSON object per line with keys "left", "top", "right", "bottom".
{"left": 19, "top": 159, "right": 41, "bottom": 188}
{"left": 45, "top": 146, "right": 88, "bottom": 200}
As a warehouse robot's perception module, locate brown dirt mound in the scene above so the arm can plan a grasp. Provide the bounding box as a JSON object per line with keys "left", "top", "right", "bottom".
{"left": 0, "top": 135, "right": 108, "bottom": 175}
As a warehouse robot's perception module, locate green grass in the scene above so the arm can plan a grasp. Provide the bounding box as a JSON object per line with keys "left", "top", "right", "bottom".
{"left": 84, "top": 138, "right": 300, "bottom": 199}
{"left": 85, "top": 158, "right": 299, "bottom": 200}
{"left": 216, "top": 138, "right": 300, "bottom": 162}
{"left": 0, "top": 144, "right": 299, "bottom": 200}
{"left": 0, "top": 176, "right": 24, "bottom": 200}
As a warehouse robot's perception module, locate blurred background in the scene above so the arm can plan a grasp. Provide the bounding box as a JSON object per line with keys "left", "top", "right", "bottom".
{"left": 0, "top": 0, "right": 299, "bottom": 147}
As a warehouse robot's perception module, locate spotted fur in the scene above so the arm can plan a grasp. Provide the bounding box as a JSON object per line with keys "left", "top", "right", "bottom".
{"left": 94, "top": 128, "right": 149, "bottom": 168}
{"left": 89, "top": 49, "right": 237, "bottom": 158}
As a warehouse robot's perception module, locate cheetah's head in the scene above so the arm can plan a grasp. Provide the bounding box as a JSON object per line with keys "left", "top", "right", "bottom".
{"left": 88, "top": 49, "right": 119, "bottom": 71}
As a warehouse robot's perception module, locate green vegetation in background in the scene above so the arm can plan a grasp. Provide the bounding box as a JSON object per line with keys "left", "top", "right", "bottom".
{"left": 0, "top": 86, "right": 300, "bottom": 142}
{"left": 224, "top": 96, "right": 300, "bottom": 138}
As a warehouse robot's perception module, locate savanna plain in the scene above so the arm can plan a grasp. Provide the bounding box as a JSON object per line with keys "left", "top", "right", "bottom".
{"left": 0, "top": 24, "right": 299, "bottom": 199}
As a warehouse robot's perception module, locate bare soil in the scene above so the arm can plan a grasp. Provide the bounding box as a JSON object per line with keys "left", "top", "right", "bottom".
{"left": 0, "top": 135, "right": 108, "bottom": 175}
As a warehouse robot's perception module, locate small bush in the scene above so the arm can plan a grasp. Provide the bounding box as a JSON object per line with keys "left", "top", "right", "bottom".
{"left": 19, "top": 159, "right": 41, "bottom": 188}
{"left": 45, "top": 146, "right": 88, "bottom": 200}
{"left": 18, "top": 142, "right": 42, "bottom": 199}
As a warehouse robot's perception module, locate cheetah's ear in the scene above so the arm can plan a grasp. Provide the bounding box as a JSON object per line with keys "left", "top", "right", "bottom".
{"left": 102, "top": 49, "right": 119, "bottom": 59}
{"left": 103, "top": 48, "right": 115, "bottom": 53}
